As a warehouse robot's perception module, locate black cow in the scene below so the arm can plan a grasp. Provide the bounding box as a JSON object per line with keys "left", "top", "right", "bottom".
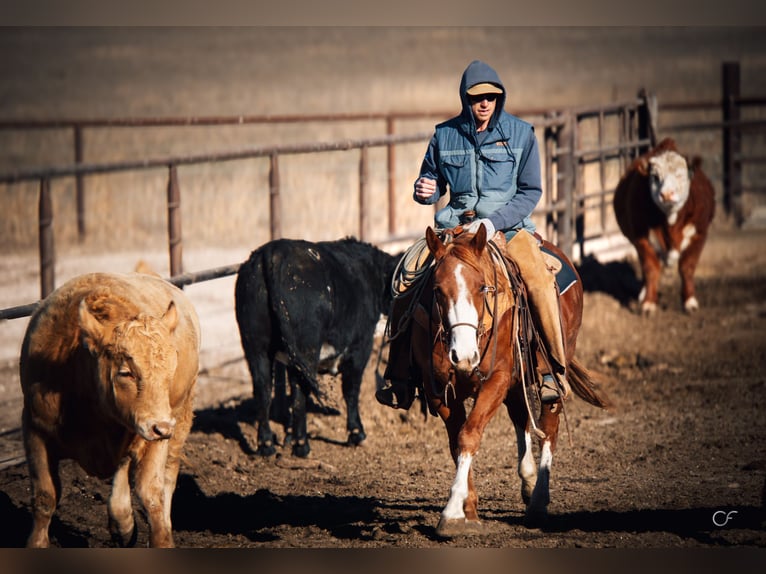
{"left": 234, "top": 237, "right": 399, "bottom": 457}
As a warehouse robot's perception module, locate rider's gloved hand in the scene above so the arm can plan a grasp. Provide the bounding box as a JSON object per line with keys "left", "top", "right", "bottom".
{"left": 464, "top": 218, "right": 495, "bottom": 240}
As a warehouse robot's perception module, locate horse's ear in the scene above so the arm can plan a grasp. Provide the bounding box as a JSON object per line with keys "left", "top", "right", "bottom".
{"left": 471, "top": 222, "right": 487, "bottom": 254}
{"left": 425, "top": 227, "right": 446, "bottom": 259}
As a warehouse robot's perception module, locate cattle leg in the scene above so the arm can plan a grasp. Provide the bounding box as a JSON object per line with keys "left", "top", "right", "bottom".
{"left": 108, "top": 458, "right": 137, "bottom": 547}
{"left": 288, "top": 368, "right": 311, "bottom": 458}
{"left": 635, "top": 237, "right": 662, "bottom": 314}
{"left": 340, "top": 363, "right": 366, "bottom": 447}
{"left": 678, "top": 232, "right": 707, "bottom": 312}
{"left": 525, "top": 400, "right": 561, "bottom": 527}
{"left": 23, "top": 422, "right": 60, "bottom": 548}
{"left": 251, "top": 354, "right": 277, "bottom": 457}
{"left": 133, "top": 440, "right": 174, "bottom": 548}
{"left": 163, "top": 402, "right": 193, "bottom": 531}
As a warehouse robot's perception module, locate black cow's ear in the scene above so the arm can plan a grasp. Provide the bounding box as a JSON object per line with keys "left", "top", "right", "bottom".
{"left": 79, "top": 300, "right": 104, "bottom": 352}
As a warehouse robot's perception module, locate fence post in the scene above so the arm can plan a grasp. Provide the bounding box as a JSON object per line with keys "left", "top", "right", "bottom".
{"left": 637, "top": 88, "right": 658, "bottom": 153}
{"left": 74, "top": 125, "right": 86, "bottom": 241}
{"left": 167, "top": 165, "right": 183, "bottom": 278}
{"left": 544, "top": 119, "right": 556, "bottom": 241}
{"left": 39, "top": 178, "right": 55, "bottom": 299}
{"left": 359, "top": 144, "right": 369, "bottom": 241}
{"left": 269, "top": 153, "right": 281, "bottom": 241}
{"left": 386, "top": 117, "right": 396, "bottom": 236}
{"left": 556, "top": 111, "right": 574, "bottom": 260}
{"left": 722, "top": 61, "right": 743, "bottom": 224}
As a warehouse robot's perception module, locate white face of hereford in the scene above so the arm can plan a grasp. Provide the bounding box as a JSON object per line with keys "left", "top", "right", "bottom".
{"left": 649, "top": 150, "right": 690, "bottom": 223}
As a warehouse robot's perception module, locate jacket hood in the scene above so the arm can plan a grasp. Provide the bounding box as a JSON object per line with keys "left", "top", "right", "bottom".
{"left": 459, "top": 60, "right": 506, "bottom": 130}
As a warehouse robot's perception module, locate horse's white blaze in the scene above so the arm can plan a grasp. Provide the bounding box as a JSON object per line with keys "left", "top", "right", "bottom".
{"left": 447, "top": 263, "right": 480, "bottom": 366}
{"left": 441, "top": 453, "right": 472, "bottom": 521}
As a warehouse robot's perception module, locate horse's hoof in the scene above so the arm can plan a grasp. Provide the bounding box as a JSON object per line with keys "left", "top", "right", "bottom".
{"left": 436, "top": 516, "right": 483, "bottom": 538}
{"left": 347, "top": 429, "right": 366, "bottom": 446}
{"left": 523, "top": 508, "right": 549, "bottom": 529}
{"left": 463, "top": 519, "right": 484, "bottom": 534}
{"left": 436, "top": 516, "right": 465, "bottom": 538}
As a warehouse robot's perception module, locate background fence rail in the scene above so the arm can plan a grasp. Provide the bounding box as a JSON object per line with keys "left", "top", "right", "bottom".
{"left": 2, "top": 62, "right": 764, "bottom": 321}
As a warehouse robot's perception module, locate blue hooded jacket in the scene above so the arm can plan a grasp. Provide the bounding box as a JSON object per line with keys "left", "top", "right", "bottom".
{"left": 414, "top": 60, "right": 542, "bottom": 235}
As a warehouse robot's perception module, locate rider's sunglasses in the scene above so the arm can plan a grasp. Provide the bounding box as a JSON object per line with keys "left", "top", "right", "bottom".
{"left": 468, "top": 93, "right": 498, "bottom": 104}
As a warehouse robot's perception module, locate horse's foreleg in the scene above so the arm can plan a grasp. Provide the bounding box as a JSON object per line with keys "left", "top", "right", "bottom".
{"left": 437, "top": 375, "right": 509, "bottom": 536}
{"left": 435, "top": 401, "right": 478, "bottom": 538}
{"left": 437, "top": 452, "right": 475, "bottom": 536}
{"left": 526, "top": 401, "right": 561, "bottom": 527}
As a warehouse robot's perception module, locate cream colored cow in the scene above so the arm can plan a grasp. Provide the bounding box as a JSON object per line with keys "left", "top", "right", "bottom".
{"left": 20, "top": 272, "right": 200, "bottom": 547}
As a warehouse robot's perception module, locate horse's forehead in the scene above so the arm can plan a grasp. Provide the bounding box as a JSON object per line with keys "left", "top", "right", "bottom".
{"left": 435, "top": 252, "right": 484, "bottom": 293}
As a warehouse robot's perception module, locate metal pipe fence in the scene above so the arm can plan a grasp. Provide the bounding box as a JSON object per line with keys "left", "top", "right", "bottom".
{"left": 2, "top": 62, "right": 765, "bottom": 322}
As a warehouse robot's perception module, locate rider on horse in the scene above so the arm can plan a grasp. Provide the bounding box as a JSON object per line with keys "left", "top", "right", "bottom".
{"left": 376, "top": 59, "right": 571, "bottom": 410}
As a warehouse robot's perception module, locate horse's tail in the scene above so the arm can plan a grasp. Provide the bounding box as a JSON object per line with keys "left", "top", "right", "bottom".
{"left": 567, "top": 357, "right": 613, "bottom": 410}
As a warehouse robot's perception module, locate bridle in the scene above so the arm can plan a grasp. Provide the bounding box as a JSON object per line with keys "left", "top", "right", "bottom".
{"left": 430, "top": 241, "right": 503, "bottom": 396}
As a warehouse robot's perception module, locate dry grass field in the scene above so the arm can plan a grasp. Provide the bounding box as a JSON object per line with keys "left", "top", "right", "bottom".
{"left": 1, "top": 28, "right": 765, "bottom": 549}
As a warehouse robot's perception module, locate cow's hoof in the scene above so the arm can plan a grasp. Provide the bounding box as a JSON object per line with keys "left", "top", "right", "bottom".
{"left": 109, "top": 516, "right": 138, "bottom": 547}
{"left": 292, "top": 440, "right": 310, "bottom": 458}
{"left": 684, "top": 296, "right": 699, "bottom": 313}
{"left": 523, "top": 507, "right": 549, "bottom": 529}
{"left": 347, "top": 428, "right": 366, "bottom": 446}
{"left": 436, "top": 516, "right": 482, "bottom": 538}
{"left": 640, "top": 301, "right": 657, "bottom": 315}
{"left": 256, "top": 441, "right": 277, "bottom": 457}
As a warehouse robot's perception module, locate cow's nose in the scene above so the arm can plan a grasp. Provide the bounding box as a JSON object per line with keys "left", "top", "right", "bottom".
{"left": 152, "top": 420, "right": 175, "bottom": 439}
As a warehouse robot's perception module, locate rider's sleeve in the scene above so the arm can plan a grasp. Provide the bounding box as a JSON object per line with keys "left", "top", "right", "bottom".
{"left": 413, "top": 134, "right": 446, "bottom": 206}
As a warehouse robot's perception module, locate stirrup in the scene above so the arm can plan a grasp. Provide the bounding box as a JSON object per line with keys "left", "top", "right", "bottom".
{"left": 375, "top": 377, "right": 415, "bottom": 410}
{"left": 540, "top": 374, "right": 565, "bottom": 404}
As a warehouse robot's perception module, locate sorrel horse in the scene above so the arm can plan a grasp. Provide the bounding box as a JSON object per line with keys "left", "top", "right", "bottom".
{"left": 409, "top": 225, "right": 610, "bottom": 537}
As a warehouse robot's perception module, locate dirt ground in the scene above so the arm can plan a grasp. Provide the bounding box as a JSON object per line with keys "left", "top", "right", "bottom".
{"left": 0, "top": 218, "right": 764, "bottom": 548}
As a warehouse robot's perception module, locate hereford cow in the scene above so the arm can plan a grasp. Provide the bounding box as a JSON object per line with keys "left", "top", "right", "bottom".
{"left": 19, "top": 272, "right": 200, "bottom": 547}
{"left": 235, "top": 237, "right": 399, "bottom": 458}
{"left": 613, "top": 138, "right": 715, "bottom": 314}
